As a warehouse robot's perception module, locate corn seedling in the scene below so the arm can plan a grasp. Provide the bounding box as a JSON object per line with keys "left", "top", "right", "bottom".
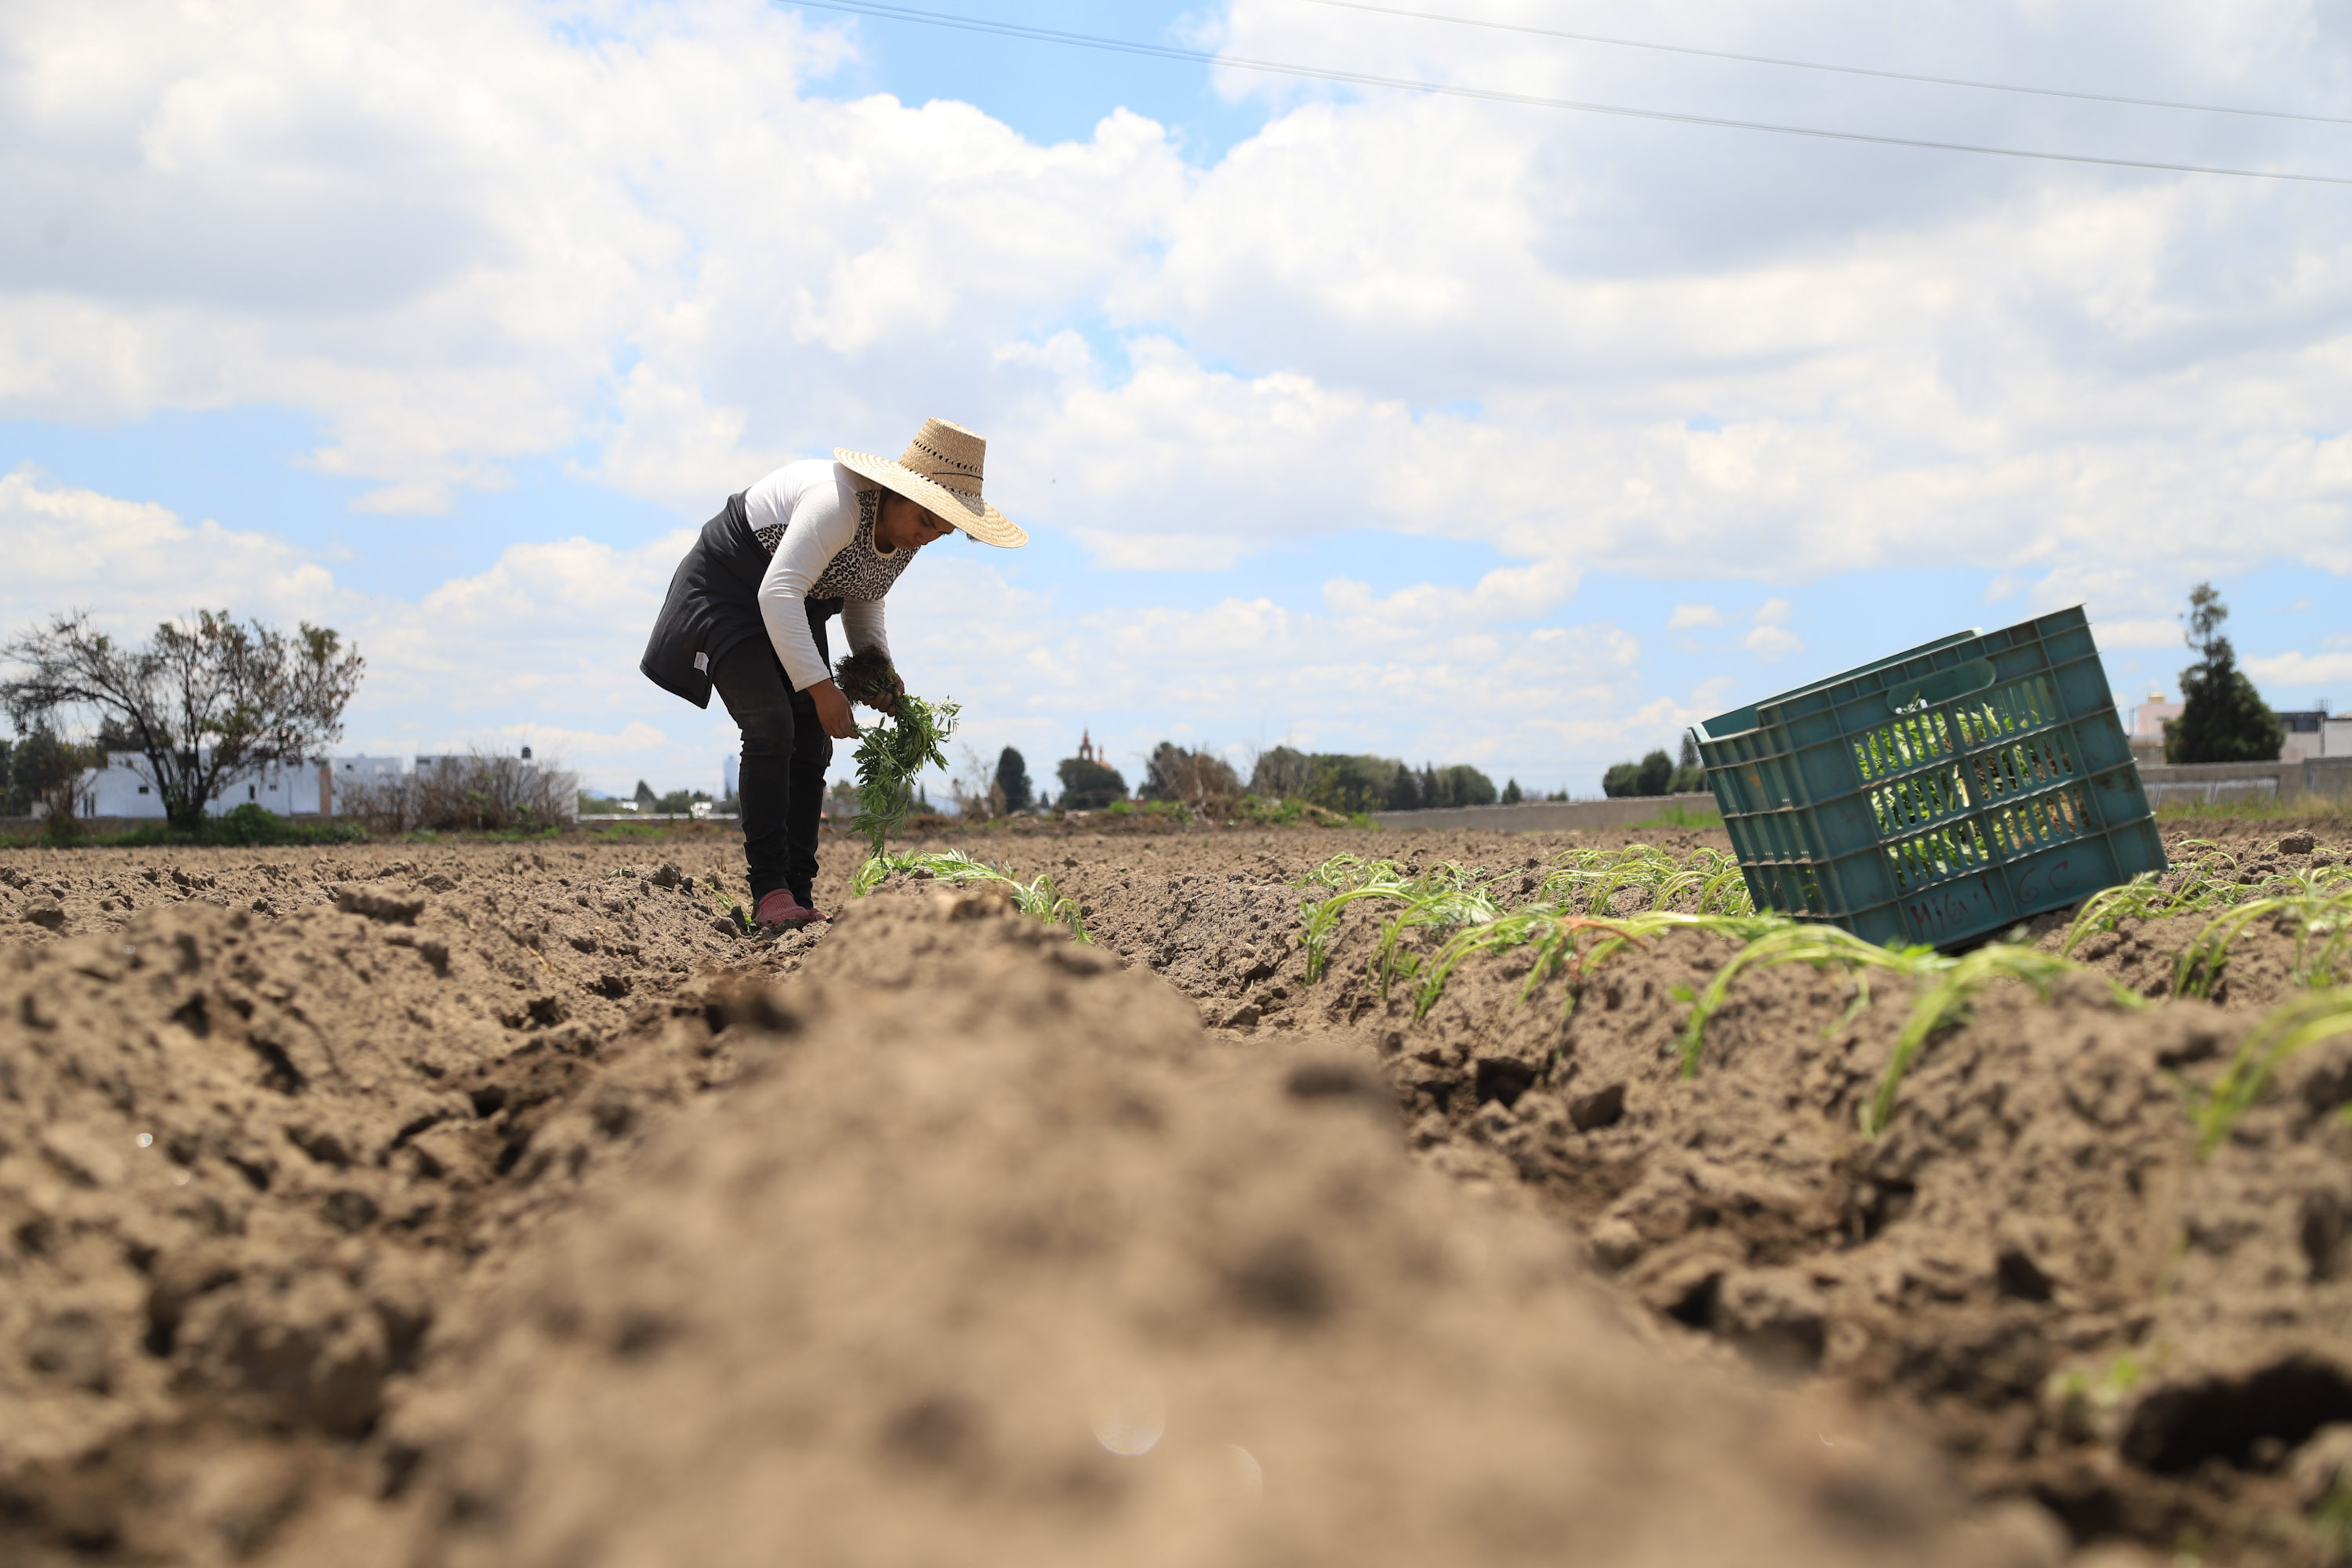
{"left": 1539, "top": 844, "right": 1754, "bottom": 916}
{"left": 1417, "top": 906, "right": 1786, "bottom": 1027}
{"left": 1679, "top": 923, "right": 1942, "bottom": 1077}
{"left": 1863, "top": 946, "right": 2136, "bottom": 1134}
{"left": 2172, "top": 872, "right": 2352, "bottom": 999}
{"left": 2191, "top": 988, "right": 2352, "bottom": 1156}
{"left": 1298, "top": 856, "right": 1436, "bottom": 982}
{"left": 850, "top": 692, "right": 958, "bottom": 862}
{"left": 2060, "top": 873, "right": 2174, "bottom": 954}
{"left": 1369, "top": 866, "right": 1501, "bottom": 997}
{"left": 852, "top": 848, "right": 1091, "bottom": 939}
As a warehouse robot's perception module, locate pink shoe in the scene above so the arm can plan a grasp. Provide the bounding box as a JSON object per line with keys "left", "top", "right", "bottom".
{"left": 755, "top": 889, "right": 819, "bottom": 930}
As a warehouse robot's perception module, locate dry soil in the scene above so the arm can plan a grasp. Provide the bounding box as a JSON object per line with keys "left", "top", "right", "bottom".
{"left": 1, "top": 815, "right": 2346, "bottom": 1566}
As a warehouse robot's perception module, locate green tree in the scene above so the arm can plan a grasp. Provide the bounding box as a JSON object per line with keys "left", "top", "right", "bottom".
{"left": 2164, "top": 583, "right": 2284, "bottom": 764}
{"left": 1438, "top": 764, "right": 1497, "bottom": 806}
{"left": 1056, "top": 756, "right": 1127, "bottom": 811}
{"left": 2, "top": 725, "right": 91, "bottom": 818}
{"left": 1635, "top": 750, "right": 1673, "bottom": 796}
{"left": 1501, "top": 778, "right": 1523, "bottom": 804}
{"left": 633, "top": 779, "right": 657, "bottom": 808}
{"left": 994, "top": 746, "right": 1033, "bottom": 813}
{"left": 1308, "top": 754, "right": 1399, "bottom": 814}
{"left": 1, "top": 611, "right": 363, "bottom": 832}
{"left": 1386, "top": 762, "right": 1420, "bottom": 811}
{"left": 1601, "top": 762, "right": 1640, "bottom": 798}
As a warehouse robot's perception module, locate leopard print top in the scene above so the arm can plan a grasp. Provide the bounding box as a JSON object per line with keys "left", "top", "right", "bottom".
{"left": 751, "top": 486, "right": 913, "bottom": 601}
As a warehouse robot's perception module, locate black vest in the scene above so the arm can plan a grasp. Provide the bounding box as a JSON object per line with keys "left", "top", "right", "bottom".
{"left": 640, "top": 492, "right": 839, "bottom": 709}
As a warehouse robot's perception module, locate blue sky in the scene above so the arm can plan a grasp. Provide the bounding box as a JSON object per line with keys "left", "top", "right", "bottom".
{"left": 4, "top": 0, "right": 2350, "bottom": 802}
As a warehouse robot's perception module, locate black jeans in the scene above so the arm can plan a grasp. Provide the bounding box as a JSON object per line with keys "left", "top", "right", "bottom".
{"left": 710, "top": 613, "right": 834, "bottom": 905}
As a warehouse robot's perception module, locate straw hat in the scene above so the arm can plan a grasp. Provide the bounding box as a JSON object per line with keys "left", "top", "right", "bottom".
{"left": 835, "top": 418, "right": 1026, "bottom": 548}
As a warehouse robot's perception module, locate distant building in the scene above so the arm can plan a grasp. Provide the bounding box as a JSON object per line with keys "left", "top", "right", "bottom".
{"left": 67, "top": 753, "right": 410, "bottom": 819}
{"left": 2130, "top": 692, "right": 2182, "bottom": 741}
{"left": 2128, "top": 692, "right": 2181, "bottom": 764}
{"left": 1076, "top": 729, "right": 1098, "bottom": 764}
{"left": 2126, "top": 695, "right": 2336, "bottom": 765}
{"left": 2278, "top": 708, "right": 2329, "bottom": 764}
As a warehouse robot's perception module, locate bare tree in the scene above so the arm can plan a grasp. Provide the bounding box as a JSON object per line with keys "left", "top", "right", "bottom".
{"left": 339, "top": 750, "right": 576, "bottom": 834}
{"left": 1142, "top": 741, "right": 1240, "bottom": 816}
{"left": 951, "top": 743, "right": 1006, "bottom": 821}
{"left": 1, "top": 610, "right": 365, "bottom": 832}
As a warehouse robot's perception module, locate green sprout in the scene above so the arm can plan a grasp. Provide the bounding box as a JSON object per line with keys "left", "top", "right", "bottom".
{"left": 1861, "top": 945, "right": 2140, "bottom": 1135}
{"left": 1680, "top": 924, "right": 1943, "bottom": 1079}
{"left": 852, "top": 848, "right": 1090, "bottom": 940}
{"left": 2173, "top": 872, "right": 2352, "bottom": 999}
{"left": 1298, "top": 855, "right": 1419, "bottom": 982}
{"left": 2192, "top": 987, "right": 2352, "bottom": 1156}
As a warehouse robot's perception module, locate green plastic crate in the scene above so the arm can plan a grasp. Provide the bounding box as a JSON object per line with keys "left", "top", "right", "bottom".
{"left": 1691, "top": 606, "right": 2167, "bottom": 949}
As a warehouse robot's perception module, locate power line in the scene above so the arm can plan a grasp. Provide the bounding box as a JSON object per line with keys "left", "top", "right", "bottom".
{"left": 1305, "top": 0, "right": 2352, "bottom": 128}
{"left": 786, "top": 1, "right": 2352, "bottom": 184}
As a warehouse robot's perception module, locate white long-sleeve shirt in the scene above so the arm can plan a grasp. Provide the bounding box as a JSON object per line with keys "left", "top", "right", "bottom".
{"left": 746, "top": 459, "right": 914, "bottom": 691}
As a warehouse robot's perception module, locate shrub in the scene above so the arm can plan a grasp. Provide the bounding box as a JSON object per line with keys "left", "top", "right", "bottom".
{"left": 1635, "top": 750, "right": 1673, "bottom": 796}
{"left": 1602, "top": 747, "right": 1689, "bottom": 797}
{"left": 1141, "top": 742, "right": 1240, "bottom": 815}
{"left": 1250, "top": 746, "right": 1313, "bottom": 798}
{"left": 343, "top": 751, "right": 576, "bottom": 834}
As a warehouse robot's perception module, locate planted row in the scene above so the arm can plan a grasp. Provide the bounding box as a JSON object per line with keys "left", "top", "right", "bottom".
{"left": 1294, "top": 840, "right": 2348, "bottom": 1145}
{"left": 852, "top": 848, "right": 1091, "bottom": 940}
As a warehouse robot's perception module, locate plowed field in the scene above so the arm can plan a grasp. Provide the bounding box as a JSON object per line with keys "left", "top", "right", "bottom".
{"left": 2, "top": 817, "right": 2347, "bottom": 1566}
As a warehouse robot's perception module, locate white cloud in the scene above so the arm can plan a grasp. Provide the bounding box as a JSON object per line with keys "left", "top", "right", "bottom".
{"left": 2245, "top": 650, "right": 2352, "bottom": 689}
{"left": 0, "top": 466, "right": 341, "bottom": 626}
{"left": 1738, "top": 598, "right": 1802, "bottom": 660}
{"left": 2089, "top": 617, "right": 2189, "bottom": 651}
{"left": 6, "top": 0, "right": 2352, "bottom": 790}
{"left": 2, "top": 0, "right": 2347, "bottom": 599}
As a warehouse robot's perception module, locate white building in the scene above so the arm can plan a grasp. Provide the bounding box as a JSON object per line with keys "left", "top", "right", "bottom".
{"left": 2130, "top": 692, "right": 2182, "bottom": 741}
{"left": 70, "top": 753, "right": 408, "bottom": 819}
{"left": 2278, "top": 709, "right": 2329, "bottom": 764}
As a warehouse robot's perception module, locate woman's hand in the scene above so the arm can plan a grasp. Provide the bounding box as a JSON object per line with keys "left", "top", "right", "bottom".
{"left": 808, "top": 678, "right": 859, "bottom": 740}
